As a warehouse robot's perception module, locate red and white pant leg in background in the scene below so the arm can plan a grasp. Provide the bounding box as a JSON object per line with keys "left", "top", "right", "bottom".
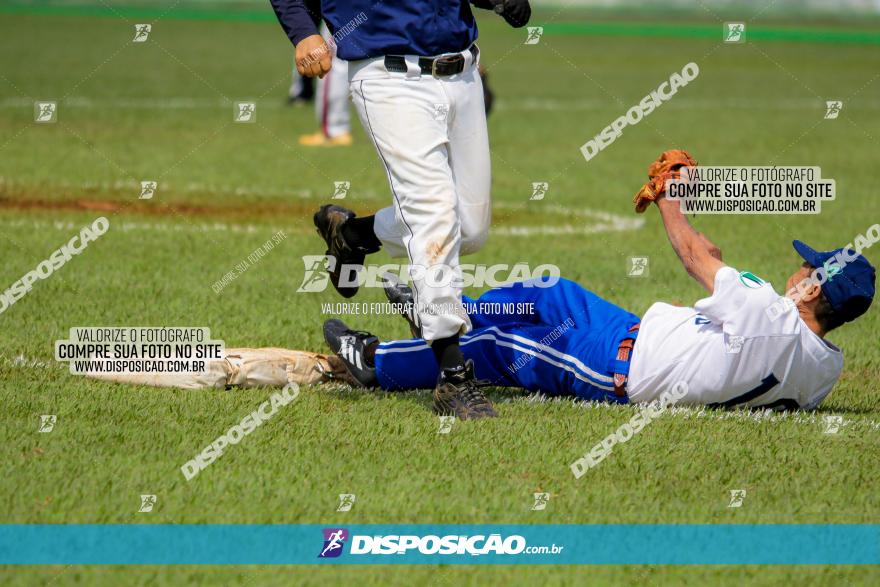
{"left": 315, "top": 22, "right": 351, "bottom": 138}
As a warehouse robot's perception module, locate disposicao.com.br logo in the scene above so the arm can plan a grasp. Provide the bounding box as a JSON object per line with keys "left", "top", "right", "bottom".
{"left": 317, "top": 529, "right": 563, "bottom": 558}
{"left": 298, "top": 256, "right": 560, "bottom": 293}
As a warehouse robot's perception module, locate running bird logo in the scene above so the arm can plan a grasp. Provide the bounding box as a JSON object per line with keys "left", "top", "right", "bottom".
{"left": 524, "top": 27, "right": 543, "bottom": 45}
{"left": 38, "top": 415, "right": 57, "bottom": 433}
{"left": 530, "top": 182, "right": 549, "bottom": 201}
{"left": 438, "top": 415, "right": 455, "bottom": 434}
{"left": 724, "top": 23, "right": 745, "bottom": 43}
{"left": 336, "top": 494, "right": 356, "bottom": 512}
{"left": 432, "top": 103, "right": 450, "bottom": 122}
{"left": 133, "top": 24, "right": 151, "bottom": 42}
{"left": 531, "top": 492, "right": 550, "bottom": 511}
{"left": 319, "top": 528, "right": 349, "bottom": 558}
{"left": 727, "top": 489, "right": 746, "bottom": 508}
{"left": 139, "top": 181, "right": 157, "bottom": 200}
{"left": 628, "top": 256, "right": 649, "bottom": 277}
{"left": 823, "top": 415, "right": 843, "bottom": 434}
{"left": 332, "top": 181, "right": 350, "bottom": 199}
{"left": 234, "top": 102, "right": 256, "bottom": 123}
{"left": 297, "top": 255, "right": 334, "bottom": 293}
{"left": 138, "top": 494, "right": 157, "bottom": 513}
{"left": 725, "top": 335, "right": 745, "bottom": 354}
{"left": 824, "top": 101, "right": 842, "bottom": 120}
{"left": 34, "top": 102, "right": 57, "bottom": 123}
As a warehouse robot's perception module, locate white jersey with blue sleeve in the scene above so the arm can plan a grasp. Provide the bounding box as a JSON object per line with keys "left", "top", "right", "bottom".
{"left": 627, "top": 266, "right": 843, "bottom": 410}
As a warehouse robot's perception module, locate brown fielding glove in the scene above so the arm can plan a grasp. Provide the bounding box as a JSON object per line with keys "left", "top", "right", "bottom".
{"left": 633, "top": 149, "right": 697, "bottom": 213}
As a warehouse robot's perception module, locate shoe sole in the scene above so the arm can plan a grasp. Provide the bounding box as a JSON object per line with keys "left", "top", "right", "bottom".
{"left": 314, "top": 206, "right": 361, "bottom": 298}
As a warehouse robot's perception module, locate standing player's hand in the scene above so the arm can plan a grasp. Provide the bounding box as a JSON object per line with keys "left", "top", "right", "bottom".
{"left": 495, "top": 0, "right": 531, "bottom": 28}
{"left": 296, "top": 34, "right": 332, "bottom": 78}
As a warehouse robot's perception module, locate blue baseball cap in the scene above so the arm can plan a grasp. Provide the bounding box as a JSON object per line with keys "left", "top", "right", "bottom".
{"left": 793, "top": 240, "right": 876, "bottom": 323}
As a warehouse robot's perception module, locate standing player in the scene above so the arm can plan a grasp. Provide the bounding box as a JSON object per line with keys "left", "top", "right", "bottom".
{"left": 270, "top": 0, "right": 531, "bottom": 419}
{"left": 322, "top": 151, "right": 876, "bottom": 412}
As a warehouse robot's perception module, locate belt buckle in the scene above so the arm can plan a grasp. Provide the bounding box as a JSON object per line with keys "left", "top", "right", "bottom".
{"left": 432, "top": 54, "right": 464, "bottom": 77}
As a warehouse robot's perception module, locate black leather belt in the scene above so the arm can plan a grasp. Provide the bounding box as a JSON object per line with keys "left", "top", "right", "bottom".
{"left": 384, "top": 45, "right": 479, "bottom": 77}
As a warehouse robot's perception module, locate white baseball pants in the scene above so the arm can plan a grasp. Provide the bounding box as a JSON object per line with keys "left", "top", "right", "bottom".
{"left": 348, "top": 49, "right": 491, "bottom": 341}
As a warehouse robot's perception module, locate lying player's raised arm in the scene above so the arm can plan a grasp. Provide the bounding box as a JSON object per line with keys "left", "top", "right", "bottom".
{"left": 698, "top": 232, "right": 723, "bottom": 262}
{"left": 632, "top": 150, "right": 724, "bottom": 293}
{"left": 656, "top": 197, "right": 725, "bottom": 293}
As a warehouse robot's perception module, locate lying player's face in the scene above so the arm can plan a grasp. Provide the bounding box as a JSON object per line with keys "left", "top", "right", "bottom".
{"left": 785, "top": 262, "right": 814, "bottom": 296}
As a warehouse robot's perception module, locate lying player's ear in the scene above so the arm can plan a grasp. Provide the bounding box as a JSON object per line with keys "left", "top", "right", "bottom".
{"left": 800, "top": 282, "right": 823, "bottom": 304}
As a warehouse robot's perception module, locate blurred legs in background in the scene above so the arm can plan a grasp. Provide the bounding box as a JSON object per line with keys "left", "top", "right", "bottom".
{"left": 299, "top": 23, "right": 352, "bottom": 147}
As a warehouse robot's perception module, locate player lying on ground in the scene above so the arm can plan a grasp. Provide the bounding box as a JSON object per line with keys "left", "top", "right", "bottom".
{"left": 322, "top": 151, "right": 876, "bottom": 417}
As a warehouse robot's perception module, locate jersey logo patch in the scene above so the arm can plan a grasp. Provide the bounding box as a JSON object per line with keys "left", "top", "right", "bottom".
{"left": 739, "top": 271, "right": 765, "bottom": 289}
{"left": 694, "top": 316, "right": 711, "bottom": 325}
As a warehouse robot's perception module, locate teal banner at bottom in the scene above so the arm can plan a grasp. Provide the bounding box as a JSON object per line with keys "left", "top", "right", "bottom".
{"left": 0, "top": 524, "right": 876, "bottom": 565}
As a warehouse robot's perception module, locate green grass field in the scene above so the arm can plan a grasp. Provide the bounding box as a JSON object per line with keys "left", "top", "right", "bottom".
{"left": 1, "top": 2, "right": 879, "bottom": 585}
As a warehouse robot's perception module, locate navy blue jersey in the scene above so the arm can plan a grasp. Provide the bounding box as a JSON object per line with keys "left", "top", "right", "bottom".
{"left": 270, "top": 0, "right": 480, "bottom": 60}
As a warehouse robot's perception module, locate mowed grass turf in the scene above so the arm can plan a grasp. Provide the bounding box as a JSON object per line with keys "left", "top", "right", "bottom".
{"left": 1, "top": 4, "right": 879, "bottom": 586}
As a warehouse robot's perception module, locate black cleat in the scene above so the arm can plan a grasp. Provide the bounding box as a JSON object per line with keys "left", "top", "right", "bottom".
{"left": 323, "top": 319, "right": 379, "bottom": 388}
{"left": 313, "top": 204, "right": 364, "bottom": 299}
{"left": 382, "top": 274, "right": 421, "bottom": 338}
{"left": 433, "top": 360, "right": 498, "bottom": 420}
